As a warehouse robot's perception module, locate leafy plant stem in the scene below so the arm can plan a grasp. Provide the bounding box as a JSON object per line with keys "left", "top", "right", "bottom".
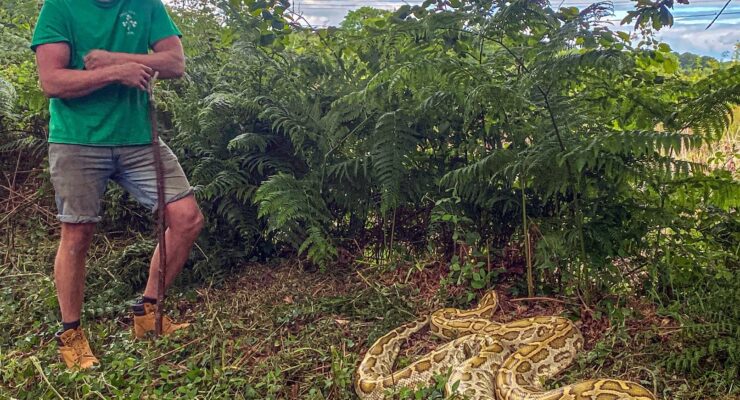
{"left": 521, "top": 175, "right": 534, "bottom": 297}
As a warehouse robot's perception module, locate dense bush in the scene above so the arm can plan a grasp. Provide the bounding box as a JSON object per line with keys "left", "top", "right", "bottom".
{"left": 161, "top": 0, "right": 739, "bottom": 290}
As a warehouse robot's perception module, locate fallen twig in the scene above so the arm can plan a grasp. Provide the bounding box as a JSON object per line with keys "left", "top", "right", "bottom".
{"left": 148, "top": 337, "right": 204, "bottom": 364}
{"left": 30, "top": 356, "right": 65, "bottom": 400}
{"left": 0, "top": 192, "right": 40, "bottom": 226}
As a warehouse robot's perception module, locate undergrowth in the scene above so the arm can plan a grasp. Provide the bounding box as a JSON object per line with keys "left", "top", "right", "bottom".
{"left": 1, "top": 218, "right": 737, "bottom": 399}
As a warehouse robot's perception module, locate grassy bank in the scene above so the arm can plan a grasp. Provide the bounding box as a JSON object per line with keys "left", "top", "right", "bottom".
{"left": 1, "top": 223, "right": 736, "bottom": 399}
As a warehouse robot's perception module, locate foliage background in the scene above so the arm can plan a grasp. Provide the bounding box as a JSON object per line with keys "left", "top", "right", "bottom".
{"left": 1, "top": 0, "right": 738, "bottom": 398}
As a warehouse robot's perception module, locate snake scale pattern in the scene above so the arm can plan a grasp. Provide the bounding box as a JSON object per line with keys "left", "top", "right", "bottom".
{"left": 355, "top": 291, "right": 656, "bottom": 400}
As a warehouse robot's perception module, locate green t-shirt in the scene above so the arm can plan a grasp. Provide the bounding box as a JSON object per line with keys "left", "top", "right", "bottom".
{"left": 31, "top": 0, "right": 181, "bottom": 146}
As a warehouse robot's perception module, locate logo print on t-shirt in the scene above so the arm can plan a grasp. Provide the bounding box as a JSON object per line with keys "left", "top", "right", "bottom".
{"left": 120, "top": 11, "right": 138, "bottom": 35}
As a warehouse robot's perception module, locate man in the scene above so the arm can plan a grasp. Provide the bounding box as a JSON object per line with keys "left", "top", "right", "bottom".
{"left": 31, "top": 0, "right": 204, "bottom": 369}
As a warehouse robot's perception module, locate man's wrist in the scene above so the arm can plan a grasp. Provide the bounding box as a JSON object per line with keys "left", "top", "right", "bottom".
{"left": 100, "top": 64, "right": 121, "bottom": 85}
{"left": 111, "top": 52, "right": 140, "bottom": 65}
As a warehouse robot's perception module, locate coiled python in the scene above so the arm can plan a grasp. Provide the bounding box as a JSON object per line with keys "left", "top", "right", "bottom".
{"left": 355, "top": 291, "right": 656, "bottom": 400}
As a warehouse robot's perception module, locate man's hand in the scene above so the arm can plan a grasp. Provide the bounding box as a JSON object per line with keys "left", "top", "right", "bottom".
{"left": 114, "top": 62, "right": 153, "bottom": 91}
{"left": 82, "top": 37, "right": 184, "bottom": 79}
{"left": 36, "top": 42, "right": 123, "bottom": 99}
{"left": 84, "top": 49, "right": 121, "bottom": 70}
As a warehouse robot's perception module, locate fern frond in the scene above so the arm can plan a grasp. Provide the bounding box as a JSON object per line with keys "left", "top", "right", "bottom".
{"left": 256, "top": 173, "right": 336, "bottom": 264}
{"left": 370, "top": 110, "right": 420, "bottom": 213}
{"left": 0, "top": 78, "right": 17, "bottom": 119}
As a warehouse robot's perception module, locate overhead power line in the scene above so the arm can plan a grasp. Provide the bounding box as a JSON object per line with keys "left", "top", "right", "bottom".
{"left": 705, "top": 0, "right": 733, "bottom": 29}
{"left": 537, "top": 10, "right": 740, "bottom": 22}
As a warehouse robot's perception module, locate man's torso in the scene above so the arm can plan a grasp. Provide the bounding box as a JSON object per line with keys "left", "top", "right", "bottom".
{"left": 32, "top": 0, "right": 173, "bottom": 146}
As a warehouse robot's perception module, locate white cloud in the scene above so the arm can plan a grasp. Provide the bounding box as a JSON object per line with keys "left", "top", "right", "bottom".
{"left": 658, "top": 23, "right": 739, "bottom": 58}
{"left": 302, "top": 14, "right": 331, "bottom": 27}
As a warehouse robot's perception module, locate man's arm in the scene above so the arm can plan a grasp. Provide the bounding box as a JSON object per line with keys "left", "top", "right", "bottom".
{"left": 84, "top": 36, "right": 185, "bottom": 79}
{"left": 36, "top": 42, "right": 153, "bottom": 99}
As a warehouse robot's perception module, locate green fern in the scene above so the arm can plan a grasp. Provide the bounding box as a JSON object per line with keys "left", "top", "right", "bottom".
{"left": 0, "top": 78, "right": 16, "bottom": 120}
{"left": 255, "top": 173, "right": 336, "bottom": 264}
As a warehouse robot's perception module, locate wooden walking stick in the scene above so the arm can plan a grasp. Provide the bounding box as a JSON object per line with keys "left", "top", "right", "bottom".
{"left": 147, "top": 72, "right": 167, "bottom": 337}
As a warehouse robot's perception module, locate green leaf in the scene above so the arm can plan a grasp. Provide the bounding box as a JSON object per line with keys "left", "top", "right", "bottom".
{"left": 259, "top": 32, "right": 276, "bottom": 46}
{"left": 659, "top": 5, "right": 674, "bottom": 27}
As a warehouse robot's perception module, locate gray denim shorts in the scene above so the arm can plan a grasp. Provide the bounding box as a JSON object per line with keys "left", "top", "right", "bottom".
{"left": 48, "top": 139, "right": 193, "bottom": 224}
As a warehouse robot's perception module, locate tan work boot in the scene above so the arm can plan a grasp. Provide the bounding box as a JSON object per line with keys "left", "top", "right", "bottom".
{"left": 56, "top": 327, "right": 100, "bottom": 370}
{"left": 132, "top": 303, "right": 190, "bottom": 339}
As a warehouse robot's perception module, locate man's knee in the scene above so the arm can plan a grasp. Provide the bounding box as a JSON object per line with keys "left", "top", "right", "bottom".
{"left": 184, "top": 209, "right": 205, "bottom": 237}
{"left": 167, "top": 196, "right": 204, "bottom": 238}
{"left": 59, "top": 223, "right": 95, "bottom": 256}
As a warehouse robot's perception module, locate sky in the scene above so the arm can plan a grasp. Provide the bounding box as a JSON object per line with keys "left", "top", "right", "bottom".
{"left": 287, "top": 0, "right": 740, "bottom": 59}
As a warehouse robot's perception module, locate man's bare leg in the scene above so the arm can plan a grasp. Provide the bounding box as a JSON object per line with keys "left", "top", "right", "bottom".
{"left": 55, "top": 223, "right": 95, "bottom": 324}
{"left": 142, "top": 195, "right": 203, "bottom": 298}
{"left": 54, "top": 222, "right": 100, "bottom": 369}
